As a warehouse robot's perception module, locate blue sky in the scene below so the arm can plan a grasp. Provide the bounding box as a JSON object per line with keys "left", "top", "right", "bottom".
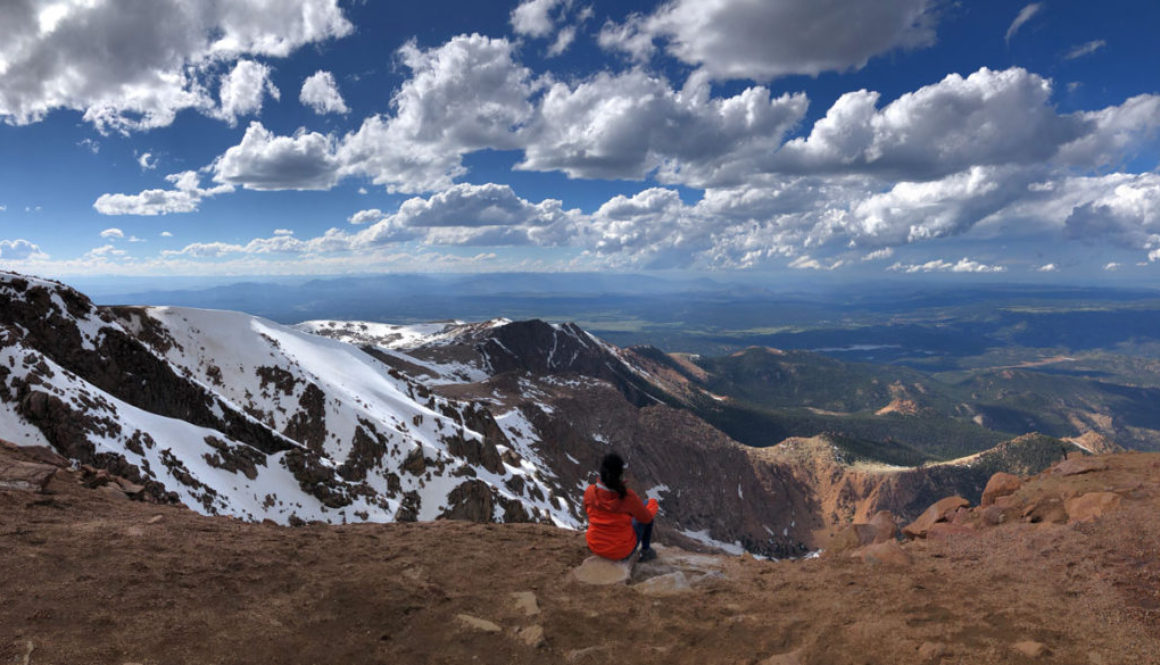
{"left": 1, "top": 0, "right": 1158, "bottom": 281}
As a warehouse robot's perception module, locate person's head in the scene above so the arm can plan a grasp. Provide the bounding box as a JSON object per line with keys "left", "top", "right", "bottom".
{"left": 599, "top": 452, "right": 627, "bottom": 498}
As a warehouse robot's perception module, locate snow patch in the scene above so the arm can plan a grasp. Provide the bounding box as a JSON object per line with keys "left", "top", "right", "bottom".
{"left": 679, "top": 528, "right": 747, "bottom": 556}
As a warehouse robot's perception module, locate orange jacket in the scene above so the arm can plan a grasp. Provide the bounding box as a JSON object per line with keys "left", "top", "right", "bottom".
{"left": 583, "top": 484, "right": 659, "bottom": 560}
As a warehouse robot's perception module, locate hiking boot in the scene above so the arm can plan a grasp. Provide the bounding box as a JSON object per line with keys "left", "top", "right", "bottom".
{"left": 638, "top": 548, "right": 657, "bottom": 563}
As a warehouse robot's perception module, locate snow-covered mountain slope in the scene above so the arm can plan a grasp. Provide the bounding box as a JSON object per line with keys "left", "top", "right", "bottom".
{"left": 296, "top": 319, "right": 511, "bottom": 352}
{"left": 295, "top": 319, "right": 505, "bottom": 385}
{"left": 6, "top": 271, "right": 1060, "bottom": 557}
{"left": 0, "top": 272, "right": 579, "bottom": 527}
{"left": 0, "top": 272, "right": 813, "bottom": 555}
{"left": 300, "top": 317, "right": 683, "bottom": 408}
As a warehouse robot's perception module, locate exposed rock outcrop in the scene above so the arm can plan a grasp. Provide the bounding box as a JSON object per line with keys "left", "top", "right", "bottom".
{"left": 902, "top": 496, "right": 970, "bottom": 539}
{"left": 980, "top": 472, "right": 1022, "bottom": 506}
{"left": 0, "top": 456, "right": 56, "bottom": 492}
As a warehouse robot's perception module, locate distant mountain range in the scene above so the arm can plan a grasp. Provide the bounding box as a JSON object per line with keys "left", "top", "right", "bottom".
{"left": 0, "top": 271, "right": 1137, "bottom": 556}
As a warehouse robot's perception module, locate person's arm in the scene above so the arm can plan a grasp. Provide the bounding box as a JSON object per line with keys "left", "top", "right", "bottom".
{"left": 623, "top": 489, "right": 659, "bottom": 523}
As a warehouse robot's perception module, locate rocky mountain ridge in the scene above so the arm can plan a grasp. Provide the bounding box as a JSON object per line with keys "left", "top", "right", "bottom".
{"left": 0, "top": 271, "right": 1128, "bottom": 555}
{"left": 0, "top": 273, "right": 563, "bottom": 529}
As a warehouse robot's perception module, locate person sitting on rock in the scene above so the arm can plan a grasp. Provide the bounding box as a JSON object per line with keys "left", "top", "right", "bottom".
{"left": 583, "top": 452, "right": 659, "bottom": 563}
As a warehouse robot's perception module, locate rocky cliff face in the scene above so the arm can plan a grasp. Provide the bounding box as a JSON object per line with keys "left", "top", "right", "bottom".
{"left": 747, "top": 432, "right": 1097, "bottom": 542}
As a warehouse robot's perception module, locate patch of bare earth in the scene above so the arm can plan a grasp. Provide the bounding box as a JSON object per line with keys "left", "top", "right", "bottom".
{"left": 3, "top": 447, "right": 1160, "bottom": 664}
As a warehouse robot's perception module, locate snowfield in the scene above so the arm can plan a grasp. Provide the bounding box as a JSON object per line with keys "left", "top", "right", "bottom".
{"left": 0, "top": 273, "right": 580, "bottom": 528}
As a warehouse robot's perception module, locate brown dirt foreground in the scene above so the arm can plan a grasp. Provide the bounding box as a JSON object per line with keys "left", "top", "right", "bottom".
{"left": 3, "top": 451, "right": 1160, "bottom": 665}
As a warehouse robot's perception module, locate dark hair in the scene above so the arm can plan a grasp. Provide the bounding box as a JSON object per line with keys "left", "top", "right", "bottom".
{"left": 599, "top": 453, "right": 627, "bottom": 499}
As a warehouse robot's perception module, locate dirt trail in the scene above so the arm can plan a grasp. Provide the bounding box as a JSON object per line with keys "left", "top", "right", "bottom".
{"left": 3, "top": 448, "right": 1160, "bottom": 665}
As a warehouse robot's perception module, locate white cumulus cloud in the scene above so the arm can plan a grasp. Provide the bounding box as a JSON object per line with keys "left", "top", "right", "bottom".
{"left": 1055, "top": 94, "right": 1160, "bottom": 168}
{"left": 1061, "top": 173, "right": 1160, "bottom": 251}
{"left": 215, "top": 60, "right": 280, "bottom": 126}
{"left": 217, "top": 35, "right": 540, "bottom": 194}
{"left": 518, "top": 69, "right": 807, "bottom": 186}
{"left": 0, "top": 0, "right": 351, "bottom": 132}
{"left": 85, "top": 244, "right": 127, "bottom": 260}
{"left": 600, "top": 0, "right": 937, "bottom": 80}
{"left": 300, "top": 70, "right": 348, "bottom": 115}
{"left": 213, "top": 122, "right": 341, "bottom": 191}
{"left": 771, "top": 68, "right": 1086, "bottom": 180}
{"left": 348, "top": 209, "right": 386, "bottom": 225}
{"left": 0, "top": 239, "right": 47, "bottom": 260}
{"left": 356, "top": 183, "right": 579, "bottom": 248}
{"left": 94, "top": 171, "right": 234, "bottom": 215}
{"left": 547, "top": 26, "right": 577, "bottom": 57}
{"left": 511, "top": 0, "right": 568, "bottom": 37}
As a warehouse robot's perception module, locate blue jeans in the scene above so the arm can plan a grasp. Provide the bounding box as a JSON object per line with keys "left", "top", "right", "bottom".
{"left": 632, "top": 518, "right": 653, "bottom": 555}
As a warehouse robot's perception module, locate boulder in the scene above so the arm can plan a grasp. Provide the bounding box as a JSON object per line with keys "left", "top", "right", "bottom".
{"left": 1051, "top": 457, "right": 1108, "bottom": 477}
{"left": 981, "top": 505, "right": 1010, "bottom": 526}
{"left": 829, "top": 513, "right": 899, "bottom": 553}
{"left": 0, "top": 457, "right": 57, "bottom": 492}
{"left": 455, "top": 614, "right": 501, "bottom": 633}
{"left": 827, "top": 523, "right": 879, "bottom": 554}
{"left": 113, "top": 476, "right": 146, "bottom": 495}
{"left": 868, "top": 510, "right": 898, "bottom": 543}
{"left": 926, "top": 522, "right": 976, "bottom": 541}
{"left": 0, "top": 440, "right": 68, "bottom": 466}
{"left": 918, "top": 642, "right": 948, "bottom": 662}
{"left": 986, "top": 494, "right": 1025, "bottom": 524}
{"left": 903, "top": 496, "right": 970, "bottom": 539}
{"left": 515, "top": 624, "right": 545, "bottom": 648}
{"left": 981, "top": 472, "right": 1022, "bottom": 506}
{"left": 573, "top": 556, "right": 633, "bottom": 585}
{"left": 849, "top": 540, "right": 911, "bottom": 566}
{"left": 1012, "top": 640, "right": 1048, "bottom": 658}
{"left": 633, "top": 571, "right": 692, "bottom": 596}
{"left": 949, "top": 506, "right": 973, "bottom": 525}
{"left": 1022, "top": 498, "right": 1068, "bottom": 525}
{"left": 510, "top": 591, "right": 540, "bottom": 617}
{"left": 1065, "top": 492, "right": 1122, "bottom": 524}
{"left": 566, "top": 646, "right": 610, "bottom": 663}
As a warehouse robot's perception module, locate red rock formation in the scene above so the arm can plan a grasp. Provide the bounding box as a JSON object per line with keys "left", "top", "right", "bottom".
{"left": 981, "top": 472, "right": 1022, "bottom": 506}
